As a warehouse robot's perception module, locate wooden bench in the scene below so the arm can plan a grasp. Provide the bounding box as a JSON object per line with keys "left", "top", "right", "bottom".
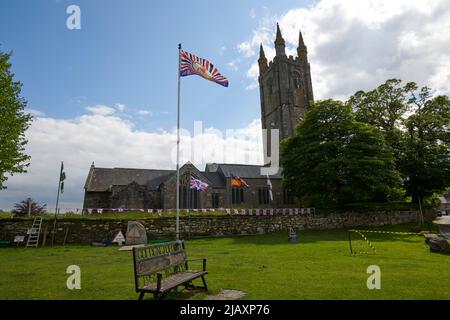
{"left": 132, "top": 240, "right": 208, "bottom": 300}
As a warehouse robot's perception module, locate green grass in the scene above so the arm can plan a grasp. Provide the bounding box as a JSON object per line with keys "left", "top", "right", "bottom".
{"left": 0, "top": 223, "right": 448, "bottom": 300}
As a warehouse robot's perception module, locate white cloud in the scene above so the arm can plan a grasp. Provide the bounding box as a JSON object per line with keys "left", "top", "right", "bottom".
{"left": 238, "top": 0, "right": 450, "bottom": 99}
{"left": 136, "top": 110, "right": 152, "bottom": 116}
{"left": 26, "top": 108, "right": 45, "bottom": 117}
{"left": 85, "top": 104, "right": 115, "bottom": 116}
{"left": 0, "top": 107, "right": 263, "bottom": 211}
{"left": 237, "top": 28, "right": 273, "bottom": 58}
{"left": 227, "top": 59, "right": 240, "bottom": 72}
{"left": 114, "top": 103, "right": 125, "bottom": 112}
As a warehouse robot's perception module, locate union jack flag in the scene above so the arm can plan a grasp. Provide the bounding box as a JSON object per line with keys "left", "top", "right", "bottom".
{"left": 180, "top": 49, "right": 229, "bottom": 87}
{"left": 190, "top": 176, "right": 209, "bottom": 191}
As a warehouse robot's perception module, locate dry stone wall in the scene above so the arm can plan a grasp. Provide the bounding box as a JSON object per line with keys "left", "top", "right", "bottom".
{"left": 0, "top": 210, "right": 432, "bottom": 245}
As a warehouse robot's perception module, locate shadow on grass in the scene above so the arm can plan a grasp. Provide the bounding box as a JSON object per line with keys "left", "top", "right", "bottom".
{"left": 140, "top": 285, "right": 210, "bottom": 301}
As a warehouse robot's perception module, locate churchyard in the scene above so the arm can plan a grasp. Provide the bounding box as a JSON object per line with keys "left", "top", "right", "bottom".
{"left": 0, "top": 223, "right": 449, "bottom": 300}
{"left": 1, "top": 1, "right": 449, "bottom": 305}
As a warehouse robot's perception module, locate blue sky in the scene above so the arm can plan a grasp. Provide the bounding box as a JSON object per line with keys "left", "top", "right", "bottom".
{"left": 0, "top": 0, "right": 313, "bottom": 132}
{"left": 1, "top": 0, "right": 449, "bottom": 210}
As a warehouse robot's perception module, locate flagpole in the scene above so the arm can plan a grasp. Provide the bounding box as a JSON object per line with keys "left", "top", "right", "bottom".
{"left": 176, "top": 43, "right": 182, "bottom": 241}
{"left": 52, "top": 161, "right": 63, "bottom": 246}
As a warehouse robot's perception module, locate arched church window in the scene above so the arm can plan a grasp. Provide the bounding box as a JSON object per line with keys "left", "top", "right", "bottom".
{"left": 293, "top": 72, "right": 301, "bottom": 89}
{"left": 292, "top": 72, "right": 302, "bottom": 89}
{"left": 266, "top": 78, "right": 274, "bottom": 95}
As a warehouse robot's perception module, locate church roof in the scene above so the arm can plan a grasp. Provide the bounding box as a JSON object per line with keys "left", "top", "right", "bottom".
{"left": 206, "top": 163, "right": 283, "bottom": 179}
{"left": 84, "top": 163, "right": 282, "bottom": 192}
{"left": 202, "top": 172, "right": 226, "bottom": 188}
{"left": 84, "top": 167, "right": 174, "bottom": 191}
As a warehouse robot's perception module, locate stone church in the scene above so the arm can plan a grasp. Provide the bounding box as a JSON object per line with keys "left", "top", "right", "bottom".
{"left": 83, "top": 24, "right": 313, "bottom": 211}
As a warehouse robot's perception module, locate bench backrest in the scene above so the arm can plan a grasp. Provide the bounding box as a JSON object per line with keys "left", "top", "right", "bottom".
{"left": 132, "top": 241, "right": 188, "bottom": 290}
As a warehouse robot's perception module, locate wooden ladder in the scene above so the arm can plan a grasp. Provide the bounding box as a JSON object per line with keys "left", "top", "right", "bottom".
{"left": 26, "top": 217, "right": 43, "bottom": 248}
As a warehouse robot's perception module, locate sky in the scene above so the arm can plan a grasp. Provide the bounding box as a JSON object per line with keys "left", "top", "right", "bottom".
{"left": 0, "top": 0, "right": 449, "bottom": 211}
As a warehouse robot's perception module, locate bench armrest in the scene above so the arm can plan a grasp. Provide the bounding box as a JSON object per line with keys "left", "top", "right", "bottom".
{"left": 186, "top": 258, "right": 207, "bottom": 271}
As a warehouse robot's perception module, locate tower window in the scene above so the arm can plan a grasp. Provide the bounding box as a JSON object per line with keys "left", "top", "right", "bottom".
{"left": 293, "top": 76, "right": 301, "bottom": 89}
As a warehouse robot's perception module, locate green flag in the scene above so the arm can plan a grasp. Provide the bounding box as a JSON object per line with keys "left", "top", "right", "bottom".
{"left": 60, "top": 162, "right": 66, "bottom": 193}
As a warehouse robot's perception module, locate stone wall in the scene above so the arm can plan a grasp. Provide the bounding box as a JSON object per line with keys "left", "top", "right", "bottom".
{"left": 0, "top": 210, "right": 434, "bottom": 245}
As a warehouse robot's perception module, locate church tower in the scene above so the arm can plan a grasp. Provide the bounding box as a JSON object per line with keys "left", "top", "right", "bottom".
{"left": 259, "top": 23, "right": 314, "bottom": 158}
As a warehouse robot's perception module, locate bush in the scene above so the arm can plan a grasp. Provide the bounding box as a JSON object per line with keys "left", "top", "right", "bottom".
{"left": 11, "top": 198, "right": 46, "bottom": 216}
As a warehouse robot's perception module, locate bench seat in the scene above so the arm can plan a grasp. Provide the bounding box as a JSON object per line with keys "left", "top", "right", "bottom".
{"left": 141, "top": 270, "right": 208, "bottom": 293}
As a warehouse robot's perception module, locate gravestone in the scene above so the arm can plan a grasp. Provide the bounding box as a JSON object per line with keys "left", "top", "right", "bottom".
{"left": 126, "top": 221, "right": 147, "bottom": 245}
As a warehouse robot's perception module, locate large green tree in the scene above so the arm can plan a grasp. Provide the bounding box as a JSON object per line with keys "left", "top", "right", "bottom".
{"left": 400, "top": 88, "right": 450, "bottom": 204}
{"left": 348, "top": 78, "right": 416, "bottom": 162}
{"left": 348, "top": 79, "right": 450, "bottom": 204}
{"left": 0, "top": 50, "right": 32, "bottom": 189}
{"left": 281, "top": 99, "right": 401, "bottom": 207}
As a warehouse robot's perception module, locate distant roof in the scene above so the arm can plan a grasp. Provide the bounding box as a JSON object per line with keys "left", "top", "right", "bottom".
{"left": 206, "top": 163, "right": 283, "bottom": 179}
{"left": 85, "top": 167, "right": 174, "bottom": 192}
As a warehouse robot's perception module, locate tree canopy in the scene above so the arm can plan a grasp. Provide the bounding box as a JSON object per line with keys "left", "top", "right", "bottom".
{"left": 0, "top": 49, "right": 32, "bottom": 189}
{"left": 281, "top": 99, "right": 401, "bottom": 207}
{"left": 348, "top": 79, "right": 450, "bottom": 204}
{"left": 12, "top": 197, "right": 46, "bottom": 216}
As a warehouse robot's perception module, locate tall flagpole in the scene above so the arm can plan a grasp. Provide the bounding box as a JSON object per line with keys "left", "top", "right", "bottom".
{"left": 176, "top": 43, "right": 182, "bottom": 241}
{"left": 52, "top": 161, "right": 63, "bottom": 246}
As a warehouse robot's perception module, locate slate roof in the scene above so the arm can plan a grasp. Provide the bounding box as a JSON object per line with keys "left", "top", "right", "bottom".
{"left": 205, "top": 163, "right": 283, "bottom": 179}
{"left": 202, "top": 172, "right": 226, "bottom": 188}
{"left": 84, "top": 167, "right": 175, "bottom": 192}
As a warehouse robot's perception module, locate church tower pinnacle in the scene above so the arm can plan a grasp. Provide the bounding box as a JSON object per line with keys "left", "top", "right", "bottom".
{"left": 258, "top": 43, "right": 268, "bottom": 73}
{"left": 297, "top": 30, "right": 308, "bottom": 64}
{"left": 258, "top": 24, "right": 314, "bottom": 160}
{"left": 274, "top": 23, "right": 286, "bottom": 57}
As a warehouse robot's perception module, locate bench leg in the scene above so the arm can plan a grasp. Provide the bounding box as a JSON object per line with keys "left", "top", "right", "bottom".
{"left": 138, "top": 292, "right": 145, "bottom": 300}
{"left": 154, "top": 292, "right": 169, "bottom": 300}
{"left": 201, "top": 275, "right": 208, "bottom": 291}
{"left": 184, "top": 281, "right": 196, "bottom": 290}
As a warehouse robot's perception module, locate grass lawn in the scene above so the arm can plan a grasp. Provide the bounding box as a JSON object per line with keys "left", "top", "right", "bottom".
{"left": 0, "top": 223, "right": 448, "bottom": 300}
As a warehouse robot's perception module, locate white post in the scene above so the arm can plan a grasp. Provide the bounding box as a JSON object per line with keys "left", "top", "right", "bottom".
{"left": 176, "top": 43, "right": 182, "bottom": 241}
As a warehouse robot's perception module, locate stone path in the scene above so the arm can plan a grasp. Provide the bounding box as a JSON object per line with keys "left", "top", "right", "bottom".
{"left": 204, "top": 289, "right": 246, "bottom": 300}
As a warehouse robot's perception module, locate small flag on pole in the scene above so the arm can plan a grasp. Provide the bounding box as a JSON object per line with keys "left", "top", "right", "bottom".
{"left": 60, "top": 162, "right": 66, "bottom": 193}
{"left": 231, "top": 175, "right": 250, "bottom": 188}
{"left": 180, "top": 50, "right": 229, "bottom": 87}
